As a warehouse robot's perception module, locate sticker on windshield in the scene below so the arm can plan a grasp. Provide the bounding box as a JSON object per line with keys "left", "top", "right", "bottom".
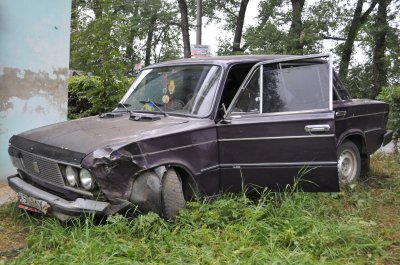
{"left": 162, "top": 95, "right": 170, "bottom": 104}
{"left": 144, "top": 103, "right": 154, "bottom": 111}
{"left": 168, "top": 80, "right": 175, "bottom": 94}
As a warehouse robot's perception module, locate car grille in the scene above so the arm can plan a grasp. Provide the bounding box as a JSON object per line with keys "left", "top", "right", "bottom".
{"left": 11, "top": 147, "right": 66, "bottom": 187}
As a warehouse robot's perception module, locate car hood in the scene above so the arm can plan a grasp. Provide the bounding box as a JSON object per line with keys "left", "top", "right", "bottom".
{"left": 13, "top": 113, "right": 192, "bottom": 155}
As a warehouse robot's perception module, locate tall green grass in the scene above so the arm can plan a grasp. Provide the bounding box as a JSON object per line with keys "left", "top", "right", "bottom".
{"left": 12, "top": 194, "right": 385, "bottom": 264}
{"left": 9, "top": 154, "right": 400, "bottom": 264}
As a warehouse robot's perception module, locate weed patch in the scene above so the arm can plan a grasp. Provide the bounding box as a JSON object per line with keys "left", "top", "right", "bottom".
{"left": 0, "top": 203, "right": 29, "bottom": 263}
{"left": 4, "top": 154, "right": 400, "bottom": 264}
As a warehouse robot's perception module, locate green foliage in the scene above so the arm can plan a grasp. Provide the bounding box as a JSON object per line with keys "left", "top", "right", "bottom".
{"left": 335, "top": 1, "right": 400, "bottom": 97}
{"left": 377, "top": 85, "right": 400, "bottom": 145}
{"left": 7, "top": 154, "right": 400, "bottom": 264}
{"left": 70, "top": 0, "right": 130, "bottom": 77}
{"left": 68, "top": 0, "right": 399, "bottom": 101}
{"left": 345, "top": 63, "right": 373, "bottom": 98}
{"left": 0, "top": 155, "right": 397, "bottom": 264}
{"left": 243, "top": 22, "right": 287, "bottom": 54}
{"left": 68, "top": 75, "right": 132, "bottom": 119}
{"left": 70, "top": 0, "right": 182, "bottom": 73}
{"left": 69, "top": 0, "right": 182, "bottom": 121}
{"left": 7, "top": 194, "right": 385, "bottom": 264}
{"left": 242, "top": 0, "right": 340, "bottom": 55}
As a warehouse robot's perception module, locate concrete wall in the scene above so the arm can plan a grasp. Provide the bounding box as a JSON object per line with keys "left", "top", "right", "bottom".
{"left": 0, "top": 0, "right": 71, "bottom": 180}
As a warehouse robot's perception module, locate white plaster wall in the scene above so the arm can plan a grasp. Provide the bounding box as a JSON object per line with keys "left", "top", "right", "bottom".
{"left": 0, "top": 0, "right": 71, "bottom": 180}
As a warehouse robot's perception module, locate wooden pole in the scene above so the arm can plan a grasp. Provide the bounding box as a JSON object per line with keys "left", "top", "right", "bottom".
{"left": 196, "top": 0, "right": 202, "bottom": 45}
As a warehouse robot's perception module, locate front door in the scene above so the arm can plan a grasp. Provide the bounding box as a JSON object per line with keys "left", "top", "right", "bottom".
{"left": 217, "top": 54, "right": 339, "bottom": 192}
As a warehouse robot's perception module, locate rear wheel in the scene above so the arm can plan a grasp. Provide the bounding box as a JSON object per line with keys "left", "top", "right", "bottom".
{"left": 161, "top": 169, "right": 186, "bottom": 219}
{"left": 337, "top": 141, "right": 361, "bottom": 186}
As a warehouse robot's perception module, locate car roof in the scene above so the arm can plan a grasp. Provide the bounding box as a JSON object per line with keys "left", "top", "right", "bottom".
{"left": 145, "top": 55, "right": 295, "bottom": 69}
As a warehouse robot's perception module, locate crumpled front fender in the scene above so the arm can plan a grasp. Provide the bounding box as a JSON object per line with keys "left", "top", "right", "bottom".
{"left": 82, "top": 146, "right": 146, "bottom": 204}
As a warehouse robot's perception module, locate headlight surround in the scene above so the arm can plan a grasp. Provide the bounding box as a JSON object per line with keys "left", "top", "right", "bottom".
{"left": 79, "top": 168, "right": 95, "bottom": 190}
{"left": 65, "top": 166, "right": 79, "bottom": 186}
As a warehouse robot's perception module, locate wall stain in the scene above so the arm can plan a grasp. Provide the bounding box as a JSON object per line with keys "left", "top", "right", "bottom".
{"left": 0, "top": 67, "right": 68, "bottom": 113}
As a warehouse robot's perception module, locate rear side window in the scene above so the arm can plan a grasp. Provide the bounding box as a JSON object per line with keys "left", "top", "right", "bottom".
{"left": 262, "top": 63, "right": 330, "bottom": 113}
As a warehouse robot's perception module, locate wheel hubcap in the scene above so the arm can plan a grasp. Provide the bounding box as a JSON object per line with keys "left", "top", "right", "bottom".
{"left": 338, "top": 149, "right": 357, "bottom": 184}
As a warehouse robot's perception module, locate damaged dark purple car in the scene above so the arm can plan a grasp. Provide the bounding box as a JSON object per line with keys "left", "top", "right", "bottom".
{"left": 8, "top": 54, "right": 393, "bottom": 220}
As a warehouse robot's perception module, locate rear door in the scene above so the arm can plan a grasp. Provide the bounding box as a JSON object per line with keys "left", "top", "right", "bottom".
{"left": 217, "top": 54, "right": 339, "bottom": 192}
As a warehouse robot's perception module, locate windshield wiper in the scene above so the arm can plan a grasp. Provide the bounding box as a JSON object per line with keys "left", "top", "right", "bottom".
{"left": 115, "top": 103, "right": 133, "bottom": 114}
{"left": 139, "top": 100, "right": 168, "bottom": 117}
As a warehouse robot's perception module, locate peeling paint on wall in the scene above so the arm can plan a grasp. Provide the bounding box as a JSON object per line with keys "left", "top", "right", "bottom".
{"left": 0, "top": 67, "right": 69, "bottom": 179}
{"left": 0, "top": 0, "right": 72, "bottom": 180}
{"left": 0, "top": 67, "right": 68, "bottom": 112}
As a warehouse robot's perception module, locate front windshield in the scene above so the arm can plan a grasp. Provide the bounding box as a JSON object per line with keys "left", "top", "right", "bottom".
{"left": 121, "top": 65, "right": 222, "bottom": 117}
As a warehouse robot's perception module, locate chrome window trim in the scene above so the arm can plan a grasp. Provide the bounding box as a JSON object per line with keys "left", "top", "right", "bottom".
{"left": 328, "top": 54, "right": 333, "bottom": 110}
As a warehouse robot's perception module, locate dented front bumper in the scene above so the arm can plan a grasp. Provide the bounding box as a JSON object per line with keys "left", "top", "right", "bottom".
{"left": 8, "top": 175, "right": 111, "bottom": 220}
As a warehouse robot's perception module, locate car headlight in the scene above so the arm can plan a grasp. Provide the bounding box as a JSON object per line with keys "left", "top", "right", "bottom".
{"left": 65, "top": 166, "right": 79, "bottom": 186}
{"left": 79, "top": 168, "right": 95, "bottom": 190}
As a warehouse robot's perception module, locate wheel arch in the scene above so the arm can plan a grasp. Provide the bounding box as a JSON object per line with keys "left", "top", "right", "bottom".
{"left": 337, "top": 131, "right": 368, "bottom": 156}
{"left": 170, "top": 164, "right": 200, "bottom": 201}
{"left": 140, "top": 162, "right": 200, "bottom": 201}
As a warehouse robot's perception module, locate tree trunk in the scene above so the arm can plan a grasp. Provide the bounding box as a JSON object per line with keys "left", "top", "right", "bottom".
{"left": 126, "top": 4, "right": 140, "bottom": 71}
{"left": 371, "top": 0, "right": 391, "bottom": 98}
{"left": 287, "top": 0, "right": 305, "bottom": 54}
{"left": 71, "top": 0, "right": 83, "bottom": 31}
{"left": 145, "top": 14, "right": 157, "bottom": 66}
{"left": 92, "top": 0, "right": 103, "bottom": 18}
{"left": 338, "top": 0, "right": 379, "bottom": 82}
{"left": 178, "top": 0, "right": 191, "bottom": 58}
{"left": 232, "top": 0, "right": 250, "bottom": 53}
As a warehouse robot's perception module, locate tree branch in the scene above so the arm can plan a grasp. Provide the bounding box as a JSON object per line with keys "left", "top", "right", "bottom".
{"left": 322, "top": 35, "right": 347, "bottom": 41}
{"left": 360, "top": 0, "right": 379, "bottom": 24}
{"left": 216, "top": 1, "right": 238, "bottom": 19}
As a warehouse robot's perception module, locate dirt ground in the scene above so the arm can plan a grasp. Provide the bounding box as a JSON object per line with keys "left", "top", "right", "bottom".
{"left": 0, "top": 183, "right": 26, "bottom": 262}
{"left": 0, "top": 182, "right": 16, "bottom": 205}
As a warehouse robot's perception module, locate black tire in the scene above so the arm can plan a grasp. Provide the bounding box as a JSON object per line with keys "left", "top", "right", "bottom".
{"left": 337, "top": 141, "right": 361, "bottom": 186}
{"left": 161, "top": 169, "right": 186, "bottom": 219}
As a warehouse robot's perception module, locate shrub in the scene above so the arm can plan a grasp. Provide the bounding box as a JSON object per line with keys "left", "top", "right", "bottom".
{"left": 377, "top": 85, "right": 400, "bottom": 153}
{"left": 68, "top": 75, "right": 133, "bottom": 119}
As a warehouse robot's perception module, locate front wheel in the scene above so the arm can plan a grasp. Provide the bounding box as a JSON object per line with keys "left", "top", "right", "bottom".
{"left": 337, "top": 141, "right": 361, "bottom": 186}
{"left": 161, "top": 169, "right": 186, "bottom": 219}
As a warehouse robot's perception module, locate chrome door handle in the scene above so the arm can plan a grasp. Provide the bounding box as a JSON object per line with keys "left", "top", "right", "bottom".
{"left": 335, "top": 110, "right": 347, "bottom": 118}
{"left": 304, "top": 124, "right": 331, "bottom": 133}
